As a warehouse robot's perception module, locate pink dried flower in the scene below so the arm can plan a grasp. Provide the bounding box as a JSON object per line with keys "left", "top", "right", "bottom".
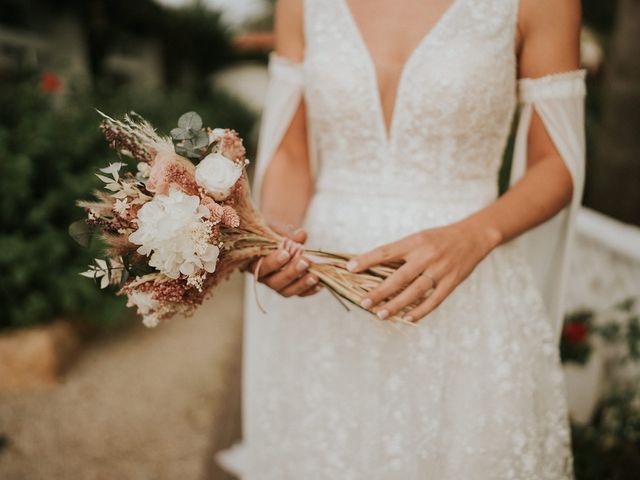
{"left": 151, "top": 279, "right": 198, "bottom": 305}
{"left": 200, "top": 195, "right": 225, "bottom": 222}
{"left": 148, "top": 152, "right": 198, "bottom": 196}
{"left": 100, "top": 121, "right": 154, "bottom": 164}
{"left": 221, "top": 205, "right": 240, "bottom": 228}
{"left": 219, "top": 129, "right": 246, "bottom": 162}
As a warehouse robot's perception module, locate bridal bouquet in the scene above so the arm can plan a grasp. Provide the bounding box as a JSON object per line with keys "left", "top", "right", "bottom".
{"left": 72, "top": 111, "right": 406, "bottom": 327}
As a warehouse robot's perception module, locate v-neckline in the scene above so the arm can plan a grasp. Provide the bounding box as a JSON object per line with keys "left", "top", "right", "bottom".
{"left": 338, "top": 0, "right": 462, "bottom": 145}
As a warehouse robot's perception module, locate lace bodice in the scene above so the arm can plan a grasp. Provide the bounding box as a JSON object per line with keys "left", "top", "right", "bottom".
{"left": 304, "top": 0, "right": 519, "bottom": 206}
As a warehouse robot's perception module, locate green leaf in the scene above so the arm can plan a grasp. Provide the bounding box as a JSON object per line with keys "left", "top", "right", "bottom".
{"left": 68, "top": 220, "right": 95, "bottom": 247}
{"left": 106, "top": 258, "right": 112, "bottom": 282}
{"left": 177, "top": 111, "right": 202, "bottom": 131}
{"left": 123, "top": 254, "right": 156, "bottom": 277}
{"left": 616, "top": 298, "right": 636, "bottom": 312}
{"left": 118, "top": 266, "right": 129, "bottom": 289}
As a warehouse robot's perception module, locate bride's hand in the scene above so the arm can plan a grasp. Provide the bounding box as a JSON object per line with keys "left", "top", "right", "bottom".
{"left": 250, "top": 226, "right": 321, "bottom": 298}
{"left": 346, "top": 220, "right": 501, "bottom": 322}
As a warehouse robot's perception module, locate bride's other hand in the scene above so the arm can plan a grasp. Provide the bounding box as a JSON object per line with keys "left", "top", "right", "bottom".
{"left": 346, "top": 220, "right": 501, "bottom": 322}
{"left": 251, "top": 226, "right": 321, "bottom": 298}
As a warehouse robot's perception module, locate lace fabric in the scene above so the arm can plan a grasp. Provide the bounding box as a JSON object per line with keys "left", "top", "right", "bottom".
{"left": 222, "top": 0, "right": 582, "bottom": 478}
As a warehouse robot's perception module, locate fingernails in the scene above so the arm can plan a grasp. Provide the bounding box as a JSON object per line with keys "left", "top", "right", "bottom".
{"left": 306, "top": 276, "right": 318, "bottom": 287}
{"left": 377, "top": 309, "right": 389, "bottom": 320}
{"left": 296, "top": 259, "right": 309, "bottom": 272}
{"left": 346, "top": 260, "right": 358, "bottom": 272}
{"left": 360, "top": 298, "right": 373, "bottom": 309}
{"left": 277, "top": 250, "right": 290, "bottom": 262}
{"left": 403, "top": 315, "right": 413, "bottom": 323}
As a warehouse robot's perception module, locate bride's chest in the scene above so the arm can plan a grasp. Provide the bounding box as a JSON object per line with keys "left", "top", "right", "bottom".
{"left": 302, "top": 0, "right": 518, "bottom": 142}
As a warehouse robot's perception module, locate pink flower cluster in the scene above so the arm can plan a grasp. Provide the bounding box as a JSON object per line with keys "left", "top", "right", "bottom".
{"left": 215, "top": 128, "right": 246, "bottom": 161}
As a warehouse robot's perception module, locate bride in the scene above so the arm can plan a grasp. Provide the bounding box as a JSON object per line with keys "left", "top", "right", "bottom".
{"left": 221, "top": 0, "right": 586, "bottom": 478}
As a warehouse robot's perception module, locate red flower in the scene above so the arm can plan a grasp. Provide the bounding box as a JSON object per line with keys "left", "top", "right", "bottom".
{"left": 563, "top": 321, "right": 589, "bottom": 344}
{"left": 40, "top": 71, "right": 62, "bottom": 93}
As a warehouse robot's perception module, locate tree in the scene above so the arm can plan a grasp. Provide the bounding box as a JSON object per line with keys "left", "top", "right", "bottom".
{"left": 586, "top": 0, "right": 640, "bottom": 225}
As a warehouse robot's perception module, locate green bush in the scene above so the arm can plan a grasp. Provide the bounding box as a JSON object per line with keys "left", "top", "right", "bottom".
{"left": 0, "top": 74, "right": 255, "bottom": 330}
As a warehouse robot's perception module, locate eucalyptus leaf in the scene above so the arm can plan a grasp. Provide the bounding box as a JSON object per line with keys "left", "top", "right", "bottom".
{"left": 193, "top": 131, "right": 209, "bottom": 149}
{"left": 170, "top": 127, "right": 191, "bottom": 140}
{"left": 68, "top": 220, "right": 95, "bottom": 247}
{"left": 177, "top": 111, "right": 202, "bottom": 131}
{"left": 175, "top": 146, "right": 189, "bottom": 157}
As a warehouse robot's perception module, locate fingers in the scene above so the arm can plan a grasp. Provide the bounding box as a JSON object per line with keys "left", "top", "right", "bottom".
{"left": 261, "top": 253, "right": 310, "bottom": 292}
{"left": 403, "top": 276, "right": 455, "bottom": 323}
{"left": 270, "top": 223, "right": 308, "bottom": 244}
{"left": 256, "top": 248, "right": 294, "bottom": 278}
{"left": 253, "top": 247, "right": 320, "bottom": 297}
{"left": 279, "top": 272, "right": 319, "bottom": 297}
{"left": 346, "top": 243, "right": 401, "bottom": 273}
{"left": 373, "top": 275, "right": 435, "bottom": 319}
{"left": 299, "top": 284, "right": 322, "bottom": 297}
{"left": 359, "top": 263, "right": 422, "bottom": 311}
{"left": 289, "top": 228, "right": 307, "bottom": 244}
{"left": 254, "top": 223, "right": 307, "bottom": 275}
{"left": 249, "top": 225, "right": 312, "bottom": 297}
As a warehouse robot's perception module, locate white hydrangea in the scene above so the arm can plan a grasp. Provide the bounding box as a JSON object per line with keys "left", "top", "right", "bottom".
{"left": 126, "top": 291, "right": 160, "bottom": 328}
{"left": 128, "top": 188, "right": 220, "bottom": 279}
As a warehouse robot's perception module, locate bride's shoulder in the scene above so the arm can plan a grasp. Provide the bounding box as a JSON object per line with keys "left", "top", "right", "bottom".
{"left": 274, "top": 0, "right": 305, "bottom": 63}
{"left": 517, "top": 0, "right": 581, "bottom": 77}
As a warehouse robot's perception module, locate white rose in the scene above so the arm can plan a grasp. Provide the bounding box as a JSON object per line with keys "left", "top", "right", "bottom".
{"left": 195, "top": 153, "right": 242, "bottom": 201}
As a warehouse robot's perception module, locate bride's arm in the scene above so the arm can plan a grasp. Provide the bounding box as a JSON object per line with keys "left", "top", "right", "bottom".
{"left": 347, "top": 0, "right": 582, "bottom": 321}
{"left": 261, "top": 0, "right": 313, "bottom": 229}
{"left": 467, "top": 0, "right": 581, "bottom": 246}
{"left": 252, "top": 0, "right": 320, "bottom": 297}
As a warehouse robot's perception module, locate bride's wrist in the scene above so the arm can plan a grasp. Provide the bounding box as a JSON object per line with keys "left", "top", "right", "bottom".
{"left": 456, "top": 217, "right": 503, "bottom": 254}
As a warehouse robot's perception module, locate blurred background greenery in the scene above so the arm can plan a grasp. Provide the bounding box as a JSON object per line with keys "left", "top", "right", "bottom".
{"left": 1, "top": 1, "right": 639, "bottom": 478}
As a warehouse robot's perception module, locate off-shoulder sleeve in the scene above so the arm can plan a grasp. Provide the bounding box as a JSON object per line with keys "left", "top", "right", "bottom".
{"left": 252, "top": 53, "right": 315, "bottom": 204}
{"left": 511, "top": 69, "right": 587, "bottom": 343}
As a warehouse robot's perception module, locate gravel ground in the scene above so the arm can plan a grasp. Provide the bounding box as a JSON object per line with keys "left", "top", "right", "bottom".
{"left": 0, "top": 274, "right": 244, "bottom": 480}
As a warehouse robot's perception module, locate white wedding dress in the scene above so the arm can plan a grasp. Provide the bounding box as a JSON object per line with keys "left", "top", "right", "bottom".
{"left": 219, "top": 0, "right": 586, "bottom": 478}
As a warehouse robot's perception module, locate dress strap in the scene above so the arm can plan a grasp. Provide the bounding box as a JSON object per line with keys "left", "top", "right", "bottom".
{"left": 511, "top": 68, "right": 587, "bottom": 344}
{"left": 518, "top": 69, "right": 587, "bottom": 103}
{"left": 268, "top": 52, "right": 304, "bottom": 83}
{"left": 252, "top": 53, "right": 306, "bottom": 203}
